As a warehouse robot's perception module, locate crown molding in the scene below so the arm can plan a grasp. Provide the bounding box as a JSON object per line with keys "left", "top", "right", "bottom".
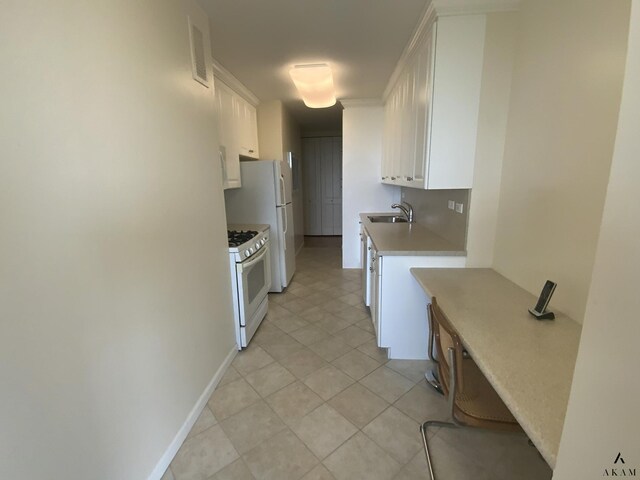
{"left": 434, "top": 0, "right": 521, "bottom": 16}
{"left": 382, "top": 2, "right": 437, "bottom": 100}
{"left": 382, "top": 0, "right": 521, "bottom": 100}
{"left": 212, "top": 59, "right": 260, "bottom": 106}
{"left": 339, "top": 98, "right": 383, "bottom": 108}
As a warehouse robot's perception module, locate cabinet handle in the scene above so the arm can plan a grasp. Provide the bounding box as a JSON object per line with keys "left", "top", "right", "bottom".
{"left": 249, "top": 149, "right": 254, "bottom": 153}
{"left": 369, "top": 267, "right": 374, "bottom": 272}
{"left": 406, "top": 176, "right": 413, "bottom": 181}
{"left": 368, "top": 246, "right": 371, "bottom": 251}
{"left": 391, "top": 176, "right": 396, "bottom": 180}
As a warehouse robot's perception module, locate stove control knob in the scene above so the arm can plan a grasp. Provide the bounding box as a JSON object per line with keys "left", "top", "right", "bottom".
{"left": 249, "top": 248, "right": 254, "bottom": 254}
{"left": 261, "top": 238, "right": 266, "bottom": 245}
{"left": 244, "top": 251, "right": 250, "bottom": 258}
{"left": 255, "top": 242, "right": 260, "bottom": 250}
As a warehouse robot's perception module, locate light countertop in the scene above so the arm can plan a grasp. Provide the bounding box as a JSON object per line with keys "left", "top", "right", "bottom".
{"left": 360, "top": 212, "right": 466, "bottom": 256}
{"left": 410, "top": 267, "right": 582, "bottom": 468}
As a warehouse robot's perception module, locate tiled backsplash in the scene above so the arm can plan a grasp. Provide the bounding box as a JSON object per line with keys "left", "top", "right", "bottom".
{"left": 400, "top": 188, "right": 470, "bottom": 249}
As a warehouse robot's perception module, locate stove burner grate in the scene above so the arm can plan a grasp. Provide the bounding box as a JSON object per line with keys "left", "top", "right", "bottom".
{"left": 228, "top": 230, "right": 259, "bottom": 248}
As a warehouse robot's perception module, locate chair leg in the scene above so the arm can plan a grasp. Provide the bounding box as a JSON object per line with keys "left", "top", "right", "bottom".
{"left": 425, "top": 367, "right": 444, "bottom": 395}
{"left": 420, "top": 420, "right": 458, "bottom": 480}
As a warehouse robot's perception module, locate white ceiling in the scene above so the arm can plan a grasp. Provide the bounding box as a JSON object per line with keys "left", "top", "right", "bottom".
{"left": 198, "top": 0, "right": 429, "bottom": 131}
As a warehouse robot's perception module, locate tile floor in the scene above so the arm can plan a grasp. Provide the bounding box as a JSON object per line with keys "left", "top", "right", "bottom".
{"left": 163, "top": 243, "right": 552, "bottom": 480}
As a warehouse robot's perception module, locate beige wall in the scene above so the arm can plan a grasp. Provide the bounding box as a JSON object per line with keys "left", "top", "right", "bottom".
{"left": 554, "top": 3, "right": 640, "bottom": 475}
{"left": 465, "top": 12, "right": 519, "bottom": 267}
{"left": 256, "top": 101, "right": 304, "bottom": 252}
{"left": 0, "top": 2, "right": 236, "bottom": 479}
{"left": 400, "top": 188, "right": 469, "bottom": 249}
{"left": 492, "top": 0, "right": 631, "bottom": 322}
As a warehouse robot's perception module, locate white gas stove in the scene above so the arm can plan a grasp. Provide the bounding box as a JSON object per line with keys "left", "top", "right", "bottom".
{"left": 227, "top": 224, "right": 271, "bottom": 348}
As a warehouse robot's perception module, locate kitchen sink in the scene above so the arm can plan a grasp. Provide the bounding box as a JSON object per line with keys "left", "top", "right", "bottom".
{"left": 367, "top": 215, "right": 408, "bottom": 223}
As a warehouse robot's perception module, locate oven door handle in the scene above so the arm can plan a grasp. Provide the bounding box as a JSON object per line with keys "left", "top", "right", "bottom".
{"left": 238, "top": 245, "right": 269, "bottom": 273}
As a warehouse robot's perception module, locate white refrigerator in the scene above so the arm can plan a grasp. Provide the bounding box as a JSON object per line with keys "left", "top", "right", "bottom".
{"left": 224, "top": 159, "right": 296, "bottom": 292}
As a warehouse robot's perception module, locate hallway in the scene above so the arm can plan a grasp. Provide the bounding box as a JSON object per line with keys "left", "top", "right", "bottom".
{"left": 165, "top": 244, "right": 551, "bottom": 480}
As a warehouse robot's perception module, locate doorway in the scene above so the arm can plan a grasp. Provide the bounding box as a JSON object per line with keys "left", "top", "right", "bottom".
{"left": 302, "top": 136, "right": 342, "bottom": 236}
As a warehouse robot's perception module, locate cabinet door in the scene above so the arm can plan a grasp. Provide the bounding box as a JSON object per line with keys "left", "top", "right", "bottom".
{"left": 361, "top": 228, "right": 370, "bottom": 306}
{"left": 216, "top": 81, "right": 241, "bottom": 189}
{"left": 369, "top": 250, "right": 378, "bottom": 336}
{"left": 413, "top": 23, "right": 436, "bottom": 188}
{"left": 426, "top": 16, "right": 485, "bottom": 189}
{"left": 247, "top": 103, "right": 259, "bottom": 158}
{"left": 238, "top": 99, "right": 259, "bottom": 158}
{"left": 371, "top": 253, "right": 382, "bottom": 344}
{"left": 385, "top": 87, "right": 402, "bottom": 184}
{"left": 381, "top": 96, "right": 394, "bottom": 183}
{"left": 402, "top": 62, "right": 420, "bottom": 185}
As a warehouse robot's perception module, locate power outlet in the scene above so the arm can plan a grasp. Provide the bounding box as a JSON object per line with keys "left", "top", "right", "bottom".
{"left": 455, "top": 203, "right": 464, "bottom": 214}
{"left": 448, "top": 200, "right": 455, "bottom": 210}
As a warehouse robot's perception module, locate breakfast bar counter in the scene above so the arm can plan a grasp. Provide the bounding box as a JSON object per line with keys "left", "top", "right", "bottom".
{"left": 410, "top": 267, "right": 582, "bottom": 468}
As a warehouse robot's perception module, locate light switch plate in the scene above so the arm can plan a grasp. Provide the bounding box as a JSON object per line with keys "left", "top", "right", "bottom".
{"left": 448, "top": 200, "right": 455, "bottom": 210}
{"left": 455, "top": 203, "right": 464, "bottom": 214}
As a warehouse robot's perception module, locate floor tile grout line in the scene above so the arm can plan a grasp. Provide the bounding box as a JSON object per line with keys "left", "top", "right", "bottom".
{"left": 229, "top": 352, "right": 421, "bottom": 470}
{"left": 177, "top": 246, "right": 448, "bottom": 479}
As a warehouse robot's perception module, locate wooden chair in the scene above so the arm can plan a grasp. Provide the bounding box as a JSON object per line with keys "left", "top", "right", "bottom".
{"left": 420, "top": 297, "right": 522, "bottom": 479}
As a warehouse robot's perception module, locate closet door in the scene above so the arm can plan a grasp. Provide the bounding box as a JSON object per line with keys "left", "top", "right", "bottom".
{"left": 318, "top": 137, "right": 343, "bottom": 235}
{"left": 303, "top": 136, "right": 342, "bottom": 236}
{"left": 303, "top": 138, "right": 322, "bottom": 235}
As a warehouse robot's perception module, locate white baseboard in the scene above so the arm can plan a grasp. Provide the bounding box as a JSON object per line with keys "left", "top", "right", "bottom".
{"left": 148, "top": 345, "right": 238, "bottom": 480}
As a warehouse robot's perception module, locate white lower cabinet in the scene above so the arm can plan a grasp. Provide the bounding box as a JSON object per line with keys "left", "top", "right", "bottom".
{"left": 372, "top": 254, "right": 466, "bottom": 359}
{"left": 361, "top": 226, "right": 371, "bottom": 306}
{"left": 369, "top": 247, "right": 379, "bottom": 338}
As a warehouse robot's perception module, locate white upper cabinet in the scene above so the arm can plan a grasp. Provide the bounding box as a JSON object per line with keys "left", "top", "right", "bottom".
{"left": 215, "top": 78, "right": 259, "bottom": 189}
{"left": 382, "top": 14, "right": 486, "bottom": 190}
{"left": 238, "top": 101, "right": 259, "bottom": 158}
{"left": 216, "top": 80, "right": 240, "bottom": 189}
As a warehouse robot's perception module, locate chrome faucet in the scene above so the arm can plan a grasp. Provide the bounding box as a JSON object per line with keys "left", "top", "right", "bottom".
{"left": 391, "top": 201, "right": 414, "bottom": 223}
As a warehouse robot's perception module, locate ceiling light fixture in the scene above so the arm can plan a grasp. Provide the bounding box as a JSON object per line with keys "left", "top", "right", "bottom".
{"left": 289, "top": 64, "right": 336, "bottom": 108}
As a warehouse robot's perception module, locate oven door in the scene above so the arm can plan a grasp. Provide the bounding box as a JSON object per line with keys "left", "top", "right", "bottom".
{"left": 236, "top": 245, "right": 271, "bottom": 326}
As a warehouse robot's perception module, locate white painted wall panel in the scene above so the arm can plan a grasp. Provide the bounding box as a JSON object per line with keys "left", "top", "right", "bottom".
{"left": 342, "top": 105, "right": 401, "bottom": 268}
{"left": 0, "top": 2, "right": 236, "bottom": 479}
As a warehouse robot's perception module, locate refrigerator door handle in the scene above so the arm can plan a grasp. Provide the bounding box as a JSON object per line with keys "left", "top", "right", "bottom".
{"left": 281, "top": 207, "right": 288, "bottom": 251}
{"left": 279, "top": 175, "right": 286, "bottom": 206}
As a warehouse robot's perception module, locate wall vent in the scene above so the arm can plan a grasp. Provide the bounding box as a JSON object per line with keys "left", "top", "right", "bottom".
{"left": 188, "top": 17, "right": 210, "bottom": 88}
